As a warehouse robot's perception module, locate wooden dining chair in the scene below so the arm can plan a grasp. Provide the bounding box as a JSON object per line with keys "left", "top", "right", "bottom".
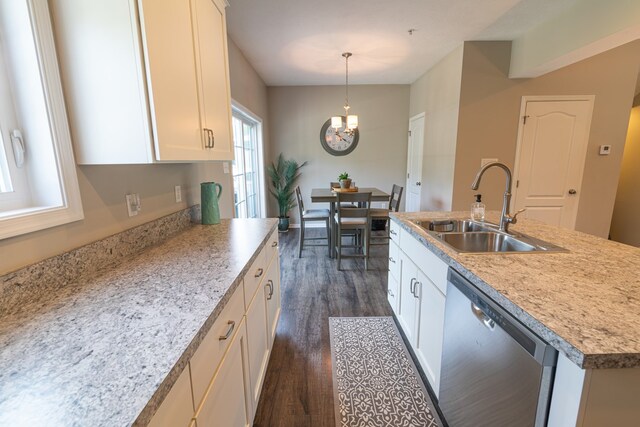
{"left": 370, "top": 184, "right": 403, "bottom": 243}
{"left": 334, "top": 192, "right": 372, "bottom": 270}
{"left": 296, "top": 186, "right": 330, "bottom": 257}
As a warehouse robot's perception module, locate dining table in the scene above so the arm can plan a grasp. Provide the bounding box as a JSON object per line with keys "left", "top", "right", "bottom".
{"left": 310, "top": 187, "right": 391, "bottom": 258}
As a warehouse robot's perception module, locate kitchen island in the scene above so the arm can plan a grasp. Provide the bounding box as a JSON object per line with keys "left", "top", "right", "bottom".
{"left": 390, "top": 211, "right": 640, "bottom": 427}
{"left": 0, "top": 209, "right": 279, "bottom": 426}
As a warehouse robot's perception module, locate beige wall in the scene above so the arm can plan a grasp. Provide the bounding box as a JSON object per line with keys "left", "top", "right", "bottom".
{"left": 452, "top": 40, "right": 640, "bottom": 238}
{"left": 409, "top": 46, "right": 463, "bottom": 210}
{"left": 267, "top": 85, "right": 410, "bottom": 223}
{"left": 0, "top": 36, "right": 269, "bottom": 275}
{"left": 610, "top": 106, "right": 640, "bottom": 247}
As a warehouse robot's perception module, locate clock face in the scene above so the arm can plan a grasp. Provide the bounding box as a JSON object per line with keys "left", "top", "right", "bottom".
{"left": 320, "top": 117, "right": 359, "bottom": 156}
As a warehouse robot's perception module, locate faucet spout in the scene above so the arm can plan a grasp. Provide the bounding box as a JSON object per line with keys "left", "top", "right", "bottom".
{"left": 470, "top": 162, "right": 514, "bottom": 232}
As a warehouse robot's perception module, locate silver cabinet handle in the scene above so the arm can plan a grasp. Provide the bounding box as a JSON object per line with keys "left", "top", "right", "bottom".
{"left": 413, "top": 281, "right": 420, "bottom": 299}
{"left": 254, "top": 268, "right": 264, "bottom": 278}
{"left": 389, "top": 229, "right": 397, "bottom": 236}
{"left": 388, "top": 256, "right": 396, "bottom": 264}
{"left": 265, "top": 280, "right": 274, "bottom": 300}
{"left": 208, "top": 129, "right": 215, "bottom": 148}
{"left": 218, "top": 320, "right": 236, "bottom": 340}
{"left": 388, "top": 288, "right": 394, "bottom": 297}
{"left": 409, "top": 278, "right": 416, "bottom": 295}
{"left": 271, "top": 241, "right": 278, "bottom": 247}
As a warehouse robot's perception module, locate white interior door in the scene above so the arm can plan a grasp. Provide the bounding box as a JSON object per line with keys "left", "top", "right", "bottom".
{"left": 513, "top": 97, "right": 594, "bottom": 229}
{"left": 406, "top": 113, "right": 425, "bottom": 212}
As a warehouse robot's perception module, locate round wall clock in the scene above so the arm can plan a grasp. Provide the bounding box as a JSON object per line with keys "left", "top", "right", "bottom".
{"left": 320, "top": 117, "right": 359, "bottom": 156}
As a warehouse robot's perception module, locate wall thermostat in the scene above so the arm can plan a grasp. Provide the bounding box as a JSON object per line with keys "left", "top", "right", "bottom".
{"left": 599, "top": 145, "right": 611, "bottom": 155}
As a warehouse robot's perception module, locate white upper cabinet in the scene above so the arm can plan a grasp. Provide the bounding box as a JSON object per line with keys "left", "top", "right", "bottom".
{"left": 51, "top": 0, "right": 233, "bottom": 164}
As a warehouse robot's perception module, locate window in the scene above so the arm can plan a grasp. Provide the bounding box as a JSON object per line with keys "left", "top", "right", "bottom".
{"left": 232, "top": 103, "right": 265, "bottom": 219}
{"left": 0, "top": 0, "right": 83, "bottom": 239}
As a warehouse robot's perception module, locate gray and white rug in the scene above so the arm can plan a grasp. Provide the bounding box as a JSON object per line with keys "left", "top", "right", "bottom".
{"left": 329, "top": 317, "right": 441, "bottom": 427}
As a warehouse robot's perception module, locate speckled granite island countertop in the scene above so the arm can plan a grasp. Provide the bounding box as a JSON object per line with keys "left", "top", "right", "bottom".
{"left": 390, "top": 211, "right": 640, "bottom": 370}
{"left": 0, "top": 216, "right": 277, "bottom": 426}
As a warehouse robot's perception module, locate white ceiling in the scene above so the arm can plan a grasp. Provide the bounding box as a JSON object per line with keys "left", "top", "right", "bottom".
{"left": 226, "top": 0, "right": 579, "bottom": 86}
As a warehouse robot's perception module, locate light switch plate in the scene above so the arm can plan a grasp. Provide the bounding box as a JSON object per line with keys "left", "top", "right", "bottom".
{"left": 223, "top": 162, "right": 229, "bottom": 174}
{"left": 126, "top": 193, "right": 140, "bottom": 217}
{"left": 175, "top": 185, "right": 182, "bottom": 203}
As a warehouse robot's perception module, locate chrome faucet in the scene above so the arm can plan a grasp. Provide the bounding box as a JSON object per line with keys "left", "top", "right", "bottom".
{"left": 471, "top": 162, "right": 524, "bottom": 233}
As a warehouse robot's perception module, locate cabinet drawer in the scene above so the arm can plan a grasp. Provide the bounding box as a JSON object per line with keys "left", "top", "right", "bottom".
{"left": 190, "top": 283, "right": 245, "bottom": 407}
{"left": 400, "top": 228, "right": 448, "bottom": 295}
{"left": 387, "top": 273, "right": 400, "bottom": 316}
{"left": 265, "top": 229, "right": 279, "bottom": 265}
{"left": 389, "top": 220, "right": 401, "bottom": 245}
{"left": 244, "top": 245, "right": 267, "bottom": 308}
{"left": 388, "top": 240, "right": 400, "bottom": 281}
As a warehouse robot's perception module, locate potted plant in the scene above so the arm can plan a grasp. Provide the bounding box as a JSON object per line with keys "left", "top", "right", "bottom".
{"left": 267, "top": 154, "right": 307, "bottom": 232}
{"left": 338, "top": 172, "right": 352, "bottom": 189}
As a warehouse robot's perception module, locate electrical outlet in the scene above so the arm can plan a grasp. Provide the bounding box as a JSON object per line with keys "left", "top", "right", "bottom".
{"left": 481, "top": 158, "right": 498, "bottom": 167}
{"left": 175, "top": 185, "right": 182, "bottom": 203}
{"left": 126, "top": 193, "right": 140, "bottom": 217}
{"left": 223, "top": 162, "right": 230, "bottom": 174}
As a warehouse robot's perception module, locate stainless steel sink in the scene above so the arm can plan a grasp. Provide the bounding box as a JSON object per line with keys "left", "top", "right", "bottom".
{"left": 414, "top": 218, "right": 567, "bottom": 254}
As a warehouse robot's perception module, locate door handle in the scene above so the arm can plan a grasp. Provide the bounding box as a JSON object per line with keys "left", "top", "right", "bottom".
{"left": 388, "top": 256, "right": 396, "bottom": 264}
{"left": 388, "top": 288, "right": 394, "bottom": 297}
{"left": 208, "top": 129, "right": 215, "bottom": 148}
{"left": 415, "top": 182, "right": 421, "bottom": 186}
{"left": 413, "top": 280, "right": 420, "bottom": 299}
{"left": 471, "top": 303, "right": 495, "bottom": 330}
{"left": 409, "top": 278, "right": 416, "bottom": 295}
{"left": 389, "top": 229, "right": 397, "bottom": 236}
{"left": 254, "top": 268, "right": 264, "bottom": 278}
{"left": 265, "top": 280, "right": 274, "bottom": 300}
{"left": 271, "top": 241, "right": 278, "bottom": 247}
{"left": 568, "top": 189, "right": 577, "bottom": 195}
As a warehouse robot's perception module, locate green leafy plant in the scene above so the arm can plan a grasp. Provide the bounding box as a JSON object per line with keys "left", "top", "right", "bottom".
{"left": 338, "top": 172, "right": 349, "bottom": 180}
{"left": 267, "top": 154, "right": 307, "bottom": 218}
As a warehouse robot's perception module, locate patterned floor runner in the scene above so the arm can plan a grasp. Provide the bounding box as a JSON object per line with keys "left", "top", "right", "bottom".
{"left": 329, "top": 317, "right": 441, "bottom": 427}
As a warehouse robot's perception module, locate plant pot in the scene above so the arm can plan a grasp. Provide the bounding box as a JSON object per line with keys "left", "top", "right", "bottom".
{"left": 278, "top": 217, "right": 290, "bottom": 232}
{"left": 339, "top": 179, "right": 352, "bottom": 189}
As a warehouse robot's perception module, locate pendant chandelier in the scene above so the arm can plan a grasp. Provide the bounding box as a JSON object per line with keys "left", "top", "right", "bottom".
{"left": 331, "top": 52, "right": 358, "bottom": 135}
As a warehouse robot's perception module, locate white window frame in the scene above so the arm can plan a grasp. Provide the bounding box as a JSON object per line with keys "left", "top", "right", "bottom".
{"left": 0, "top": 0, "right": 83, "bottom": 240}
{"left": 231, "top": 100, "right": 266, "bottom": 218}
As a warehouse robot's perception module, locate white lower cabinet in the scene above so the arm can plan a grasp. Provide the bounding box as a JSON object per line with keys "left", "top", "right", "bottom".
{"left": 264, "top": 255, "right": 281, "bottom": 347}
{"left": 195, "top": 319, "right": 251, "bottom": 427}
{"left": 148, "top": 367, "right": 194, "bottom": 427}
{"left": 391, "top": 225, "right": 448, "bottom": 398}
{"left": 246, "top": 272, "right": 271, "bottom": 411}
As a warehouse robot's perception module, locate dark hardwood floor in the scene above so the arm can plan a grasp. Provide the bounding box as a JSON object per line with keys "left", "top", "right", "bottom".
{"left": 253, "top": 228, "right": 392, "bottom": 427}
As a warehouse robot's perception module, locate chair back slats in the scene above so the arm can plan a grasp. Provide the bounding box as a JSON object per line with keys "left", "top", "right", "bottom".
{"left": 336, "top": 192, "right": 371, "bottom": 219}
{"left": 295, "top": 186, "right": 304, "bottom": 215}
{"left": 389, "top": 184, "right": 404, "bottom": 212}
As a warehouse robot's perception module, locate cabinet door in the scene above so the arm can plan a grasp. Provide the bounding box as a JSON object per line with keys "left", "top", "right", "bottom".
{"left": 264, "top": 256, "right": 281, "bottom": 347}
{"left": 414, "top": 270, "right": 446, "bottom": 397}
{"left": 398, "top": 253, "right": 419, "bottom": 345}
{"left": 148, "top": 367, "right": 194, "bottom": 427}
{"left": 191, "top": 0, "right": 233, "bottom": 160}
{"left": 138, "top": 0, "right": 208, "bottom": 161}
{"left": 195, "top": 319, "right": 251, "bottom": 427}
{"left": 246, "top": 281, "right": 270, "bottom": 412}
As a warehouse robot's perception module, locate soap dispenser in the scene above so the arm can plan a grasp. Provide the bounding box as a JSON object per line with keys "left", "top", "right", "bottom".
{"left": 471, "top": 194, "right": 485, "bottom": 222}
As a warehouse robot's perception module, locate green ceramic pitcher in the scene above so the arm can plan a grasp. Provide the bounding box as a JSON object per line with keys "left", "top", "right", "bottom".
{"left": 201, "top": 182, "right": 223, "bottom": 225}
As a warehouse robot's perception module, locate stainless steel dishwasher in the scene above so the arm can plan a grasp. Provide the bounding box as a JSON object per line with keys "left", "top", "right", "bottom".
{"left": 439, "top": 268, "right": 558, "bottom": 427}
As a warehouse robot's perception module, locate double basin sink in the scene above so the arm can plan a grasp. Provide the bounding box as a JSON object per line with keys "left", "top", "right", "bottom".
{"left": 414, "top": 219, "right": 567, "bottom": 254}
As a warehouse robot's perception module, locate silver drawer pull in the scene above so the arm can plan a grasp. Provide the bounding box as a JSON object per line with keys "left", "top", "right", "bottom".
{"left": 390, "top": 229, "right": 397, "bottom": 235}
{"left": 219, "top": 320, "right": 236, "bottom": 340}
{"left": 388, "top": 289, "right": 394, "bottom": 297}
{"left": 388, "top": 256, "right": 396, "bottom": 263}
{"left": 471, "top": 303, "right": 495, "bottom": 330}
{"left": 271, "top": 241, "right": 278, "bottom": 247}
{"left": 254, "top": 268, "right": 264, "bottom": 278}
{"left": 266, "top": 280, "right": 274, "bottom": 300}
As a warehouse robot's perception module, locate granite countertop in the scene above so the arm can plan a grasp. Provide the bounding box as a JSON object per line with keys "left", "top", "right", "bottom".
{"left": 390, "top": 211, "right": 640, "bottom": 370}
{"left": 0, "top": 218, "right": 277, "bottom": 426}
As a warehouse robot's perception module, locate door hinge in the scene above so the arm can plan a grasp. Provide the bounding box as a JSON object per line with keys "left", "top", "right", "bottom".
{"left": 523, "top": 115, "right": 530, "bottom": 125}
